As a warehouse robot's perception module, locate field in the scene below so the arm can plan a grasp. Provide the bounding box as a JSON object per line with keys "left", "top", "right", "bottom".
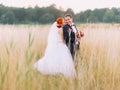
{"left": 0, "top": 24, "right": 120, "bottom": 90}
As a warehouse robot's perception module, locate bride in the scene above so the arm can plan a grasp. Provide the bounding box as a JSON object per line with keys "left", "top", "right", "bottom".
{"left": 34, "top": 17, "right": 76, "bottom": 78}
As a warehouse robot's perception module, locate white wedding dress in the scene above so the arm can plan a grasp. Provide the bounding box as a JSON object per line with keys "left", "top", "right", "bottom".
{"left": 34, "top": 22, "right": 76, "bottom": 78}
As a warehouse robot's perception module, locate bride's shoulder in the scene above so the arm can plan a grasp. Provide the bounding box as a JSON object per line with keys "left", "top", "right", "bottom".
{"left": 58, "top": 28, "right": 63, "bottom": 33}
{"left": 58, "top": 28, "right": 64, "bottom": 38}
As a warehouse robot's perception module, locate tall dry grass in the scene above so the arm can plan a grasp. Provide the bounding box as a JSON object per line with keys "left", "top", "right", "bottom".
{"left": 0, "top": 24, "right": 120, "bottom": 90}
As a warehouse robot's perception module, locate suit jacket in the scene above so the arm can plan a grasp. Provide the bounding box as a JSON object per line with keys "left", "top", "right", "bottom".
{"left": 63, "top": 24, "right": 75, "bottom": 46}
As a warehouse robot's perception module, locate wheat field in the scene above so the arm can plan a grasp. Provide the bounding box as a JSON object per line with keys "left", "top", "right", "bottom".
{"left": 0, "top": 24, "right": 120, "bottom": 90}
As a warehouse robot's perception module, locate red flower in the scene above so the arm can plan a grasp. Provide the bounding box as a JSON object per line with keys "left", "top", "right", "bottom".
{"left": 80, "top": 30, "right": 84, "bottom": 37}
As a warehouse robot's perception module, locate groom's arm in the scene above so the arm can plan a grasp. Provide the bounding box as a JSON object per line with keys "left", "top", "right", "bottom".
{"left": 63, "top": 25, "right": 70, "bottom": 45}
{"left": 70, "top": 31, "right": 75, "bottom": 43}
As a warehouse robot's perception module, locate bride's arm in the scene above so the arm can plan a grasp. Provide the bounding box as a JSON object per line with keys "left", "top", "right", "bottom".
{"left": 59, "top": 29, "right": 66, "bottom": 44}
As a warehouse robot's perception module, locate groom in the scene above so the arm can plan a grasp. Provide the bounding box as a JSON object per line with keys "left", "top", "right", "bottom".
{"left": 63, "top": 14, "right": 80, "bottom": 59}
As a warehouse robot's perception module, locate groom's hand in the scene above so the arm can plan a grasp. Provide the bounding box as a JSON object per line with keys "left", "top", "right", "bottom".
{"left": 68, "top": 29, "right": 72, "bottom": 33}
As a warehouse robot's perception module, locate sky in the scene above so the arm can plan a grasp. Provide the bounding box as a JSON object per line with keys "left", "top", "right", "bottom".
{"left": 0, "top": 0, "right": 120, "bottom": 13}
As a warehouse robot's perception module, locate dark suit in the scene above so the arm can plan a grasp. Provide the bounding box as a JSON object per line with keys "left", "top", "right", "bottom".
{"left": 63, "top": 24, "right": 75, "bottom": 59}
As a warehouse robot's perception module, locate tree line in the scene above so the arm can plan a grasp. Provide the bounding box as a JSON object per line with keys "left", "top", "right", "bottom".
{"left": 0, "top": 4, "right": 120, "bottom": 24}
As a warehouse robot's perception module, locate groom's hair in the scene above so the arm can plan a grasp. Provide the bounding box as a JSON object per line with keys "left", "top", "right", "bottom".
{"left": 65, "top": 14, "right": 72, "bottom": 18}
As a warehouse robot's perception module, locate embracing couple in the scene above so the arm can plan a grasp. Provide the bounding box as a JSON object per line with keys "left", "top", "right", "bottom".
{"left": 34, "top": 14, "right": 81, "bottom": 78}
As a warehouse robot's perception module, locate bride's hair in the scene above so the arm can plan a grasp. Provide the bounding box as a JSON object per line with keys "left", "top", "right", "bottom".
{"left": 56, "top": 17, "right": 64, "bottom": 28}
